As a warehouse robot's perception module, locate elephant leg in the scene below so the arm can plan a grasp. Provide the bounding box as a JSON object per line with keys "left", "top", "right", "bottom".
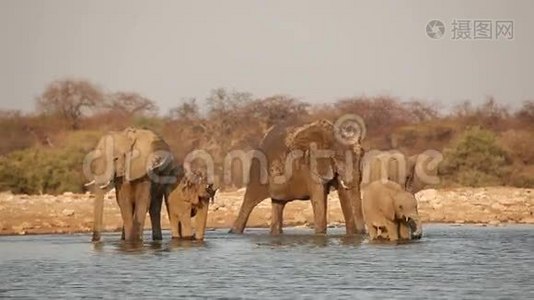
{"left": 270, "top": 199, "right": 286, "bottom": 235}
{"left": 178, "top": 209, "right": 194, "bottom": 239}
{"left": 384, "top": 220, "right": 399, "bottom": 241}
{"left": 229, "top": 184, "right": 269, "bottom": 234}
{"left": 398, "top": 222, "right": 411, "bottom": 240}
{"left": 194, "top": 202, "right": 209, "bottom": 240}
{"left": 367, "top": 223, "right": 378, "bottom": 240}
{"left": 337, "top": 188, "right": 359, "bottom": 235}
{"left": 132, "top": 180, "right": 151, "bottom": 241}
{"left": 310, "top": 186, "right": 328, "bottom": 234}
{"left": 169, "top": 212, "right": 180, "bottom": 238}
{"left": 350, "top": 188, "right": 366, "bottom": 234}
{"left": 149, "top": 184, "right": 164, "bottom": 241}
{"left": 91, "top": 187, "right": 105, "bottom": 242}
{"left": 377, "top": 226, "right": 389, "bottom": 239}
{"left": 117, "top": 183, "right": 135, "bottom": 241}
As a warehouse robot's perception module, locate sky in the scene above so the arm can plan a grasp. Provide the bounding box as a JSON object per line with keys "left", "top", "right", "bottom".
{"left": 1, "top": 0, "right": 533, "bottom": 113}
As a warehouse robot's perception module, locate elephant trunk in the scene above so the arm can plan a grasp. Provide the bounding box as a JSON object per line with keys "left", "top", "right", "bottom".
{"left": 407, "top": 216, "right": 422, "bottom": 240}
{"left": 350, "top": 145, "right": 365, "bottom": 234}
{"left": 92, "top": 187, "right": 105, "bottom": 242}
{"left": 194, "top": 201, "right": 210, "bottom": 240}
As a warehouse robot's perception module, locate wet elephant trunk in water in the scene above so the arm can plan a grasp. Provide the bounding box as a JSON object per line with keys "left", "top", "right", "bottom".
{"left": 409, "top": 216, "right": 423, "bottom": 239}
{"left": 337, "top": 187, "right": 365, "bottom": 235}
{"left": 343, "top": 145, "right": 366, "bottom": 235}
{"left": 194, "top": 201, "right": 210, "bottom": 240}
{"left": 349, "top": 187, "right": 365, "bottom": 234}
{"left": 92, "top": 187, "right": 105, "bottom": 242}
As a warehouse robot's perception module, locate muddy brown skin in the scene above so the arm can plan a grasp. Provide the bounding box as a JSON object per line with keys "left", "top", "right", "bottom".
{"left": 88, "top": 128, "right": 175, "bottom": 242}
{"left": 362, "top": 180, "right": 422, "bottom": 241}
{"left": 167, "top": 171, "right": 216, "bottom": 240}
{"left": 229, "top": 120, "right": 365, "bottom": 236}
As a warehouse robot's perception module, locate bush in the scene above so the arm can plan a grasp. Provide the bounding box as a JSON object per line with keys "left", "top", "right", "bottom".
{"left": 440, "top": 127, "right": 510, "bottom": 187}
{"left": 0, "top": 131, "right": 100, "bottom": 194}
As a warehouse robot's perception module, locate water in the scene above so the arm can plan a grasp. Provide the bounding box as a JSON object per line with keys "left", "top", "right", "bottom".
{"left": 0, "top": 224, "right": 533, "bottom": 299}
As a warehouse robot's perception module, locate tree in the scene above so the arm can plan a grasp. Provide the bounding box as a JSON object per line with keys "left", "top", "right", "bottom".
{"left": 404, "top": 100, "right": 439, "bottom": 122}
{"left": 105, "top": 92, "right": 158, "bottom": 117}
{"left": 36, "top": 79, "right": 104, "bottom": 129}
{"left": 335, "top": 96, "right": 413, "bottom": 134}
{"left": 168, "top": 98, "right": 200, "bottom": 121}
{"left": 515, "top": 100, "right": 534, "bottom": 124}
{"left": 206, "top": 88, "right": 253, "bottom": 116}
{"left": 244, "top": 95, "right": 310, "bottom": 127}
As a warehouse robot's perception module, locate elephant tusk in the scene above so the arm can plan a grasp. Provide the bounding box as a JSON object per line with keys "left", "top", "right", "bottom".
{"left": 84, "top": 180, "right": 95, "bottom": 187}
{"left": 99, "top": 181, "right": 111, "bottom": 189}
{"left": 339, "top": 179, "right": 349, "bottom": 189}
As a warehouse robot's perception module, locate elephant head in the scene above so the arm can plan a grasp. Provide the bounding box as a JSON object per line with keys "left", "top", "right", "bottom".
{"left": 282, "top": 119, "right": 364, "bottom": 188}
{"left": 181, "top": 169, "right": 217, "bottom": 205}
{"left": 392, "top": 191, "right": 422, "bottom": 239}
{"left": 171, "top": 168, "right": 218, "bottom": 240}
{"left": 85, "top": 128, "right": 174, "bottom": 188}
{"left": 84, "top": 127, "right": 174, "bottom": 241}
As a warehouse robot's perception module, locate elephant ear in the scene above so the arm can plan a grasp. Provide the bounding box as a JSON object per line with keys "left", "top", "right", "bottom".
{"left": 124, "top": 128, "right": 173, "bottom": 182}
{"left": 90, "top": 131, "right": 131, "bottom": 186}
{"left": 384, "top": 181, "right": 404, "bottom": 221}
{"left": 284, "top": 119, "right": 336, "bottom": 151}
{"left": 181, "top": 169, "right": 204, "bottom": 205}
{"left": 284, "top": 120, "right": 336, "bottom": 180}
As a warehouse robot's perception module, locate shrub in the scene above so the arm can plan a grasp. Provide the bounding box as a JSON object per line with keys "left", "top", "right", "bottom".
{"left": 440, "top": 127, "right": 510, "bottom": 187}
{"left": 0, "top": 131, "right": 100, "bottom": 194}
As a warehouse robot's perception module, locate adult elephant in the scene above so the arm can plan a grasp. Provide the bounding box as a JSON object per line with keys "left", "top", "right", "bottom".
{"left": 84, "top": 127, "right": 175, "bottom": 242}
{"left": 362, "top": 149, "right": 442, "bottom": 193}
{"left": 229, "top": 118, "right": 366, "bottom": 235}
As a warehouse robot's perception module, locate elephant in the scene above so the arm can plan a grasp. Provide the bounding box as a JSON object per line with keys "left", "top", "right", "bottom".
{"left": 362, "top": 150, "right": 441, "bottom": 193}
{"left": 361, "top": 180, "right": 422, "bottom": 241}
{"left": 229, "top": 119, "right": 366, "bottom": 235}
{"left": 84, "top": 127, "right": 175, "bottom": 242}
{"left": 167, "top": 169, "right": 217, "bottom": 240}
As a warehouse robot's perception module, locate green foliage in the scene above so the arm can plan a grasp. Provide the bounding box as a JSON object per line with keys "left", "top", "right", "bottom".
{"left": 4, "top": 81, "right": 534, "bottom": 193}
{"left": 440, "top": 127, "right": 509, "bottom": 187}
{"left": 0, "top": 131, "right": 100, "bottom": 194}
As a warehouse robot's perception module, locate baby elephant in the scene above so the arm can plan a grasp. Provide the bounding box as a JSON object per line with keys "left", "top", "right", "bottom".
{"left": 362, "top": 180, "right": 422, "bottom": 241}
{"left": 167, "top": 170, "right": 217, "bottom": 240}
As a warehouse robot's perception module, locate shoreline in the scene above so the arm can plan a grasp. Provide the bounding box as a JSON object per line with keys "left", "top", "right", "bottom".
{"left": 1, "top": 186, "right": 533, "bottom": 236}
{"left": 2, "top": 222, "right": 533, "bottom": 238}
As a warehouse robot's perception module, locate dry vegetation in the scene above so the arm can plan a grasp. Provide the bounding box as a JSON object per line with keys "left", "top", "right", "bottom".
{"left": 1, "top": 79, "right": 534, "bottom": 195}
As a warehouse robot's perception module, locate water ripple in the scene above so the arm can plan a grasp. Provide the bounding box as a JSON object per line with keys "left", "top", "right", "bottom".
{"left": 0, "top": 225, "right": 533, "bottom": 299}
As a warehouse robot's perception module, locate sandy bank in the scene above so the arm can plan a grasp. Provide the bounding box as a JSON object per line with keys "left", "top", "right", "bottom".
{"left": 0, "top": 187, "right": 533, "bottom": 236}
